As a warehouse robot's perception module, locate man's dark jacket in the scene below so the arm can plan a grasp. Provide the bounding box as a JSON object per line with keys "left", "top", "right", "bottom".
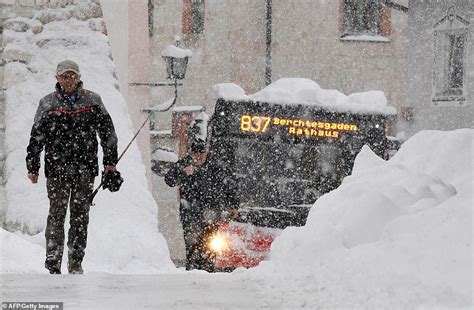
{"left": 26, "top": 83, "right": 118, "bottom": 178}
{"left": 164, "top": 156, "right": 237, "bottom": 225}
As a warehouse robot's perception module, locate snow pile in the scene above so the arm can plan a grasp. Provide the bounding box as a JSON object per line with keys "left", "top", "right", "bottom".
{"left": 0, "top": 229, "right": 44, "bottom": 273}
{"left": 1, "top": 5, "right": 174, "bottom": 273}
{"left": 212, "top": 78, "right": 396, "bottom": 115}
{"left": 211, "top": 83, "right": 246, "bottom": 101}
{"left": 250, "top": 129, "right": 473, "bottom": 308}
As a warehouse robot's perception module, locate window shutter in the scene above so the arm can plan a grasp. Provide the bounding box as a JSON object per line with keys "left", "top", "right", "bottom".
{"left": 182, "top": 0, "right": 205, "bottom": 35}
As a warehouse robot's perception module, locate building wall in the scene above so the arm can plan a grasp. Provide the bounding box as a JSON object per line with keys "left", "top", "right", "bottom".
{"left": 150, "top": 0, "right": 408, "bottom": 132}
{"left": 149, "top": 0, "right": 184, "bottom": 130}
{"left": 100, "top": 0, "right": 128, "bottom": 102}
{"left": 126, "top": 0, "right": 154, "bottom": 188}
{"left": 404, "top": 0, "right": 473, "bottom": 136}
{"left": 272, "top": 0, "right": 408, "bottom": 114}
{"left": 151, "top": 0, "right": 267, "bottom": 131}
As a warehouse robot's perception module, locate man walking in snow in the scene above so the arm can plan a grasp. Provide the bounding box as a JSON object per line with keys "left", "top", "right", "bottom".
{"left": 26, "top": 60, "right": 118, "bottom": 274}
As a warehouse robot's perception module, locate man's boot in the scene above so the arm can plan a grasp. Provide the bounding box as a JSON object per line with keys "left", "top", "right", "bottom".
{"left": 45, "top": 256, "right": 62, "bottom": 274}
{"left": 48, "top": 267, "right": 61, "bottom": 274}
{"left": 67, "top": 260, "right": 83, "bottom": 274}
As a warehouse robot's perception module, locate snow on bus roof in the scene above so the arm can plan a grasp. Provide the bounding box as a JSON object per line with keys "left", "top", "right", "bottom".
{"left": 211, "top": 78, "right": 397, "bottom": 115}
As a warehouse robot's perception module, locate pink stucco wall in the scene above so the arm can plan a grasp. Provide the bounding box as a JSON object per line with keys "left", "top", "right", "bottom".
{"left": 128, "top": 0, "right": 152, "bottom": 187}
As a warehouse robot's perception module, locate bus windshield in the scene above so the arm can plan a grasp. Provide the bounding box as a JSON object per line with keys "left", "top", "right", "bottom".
{"left": 209, "top": 98, "right": 387, "bottom": 227}
{"left": 233, "top": 137, "right": 351, "bottom": 209}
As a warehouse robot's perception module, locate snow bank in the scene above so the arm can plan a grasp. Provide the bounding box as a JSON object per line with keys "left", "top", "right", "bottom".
{"left": 250, "top": 129, "right": 473, "bottom": 308}
{"left": 212, "top": 78, "right": 396, "bottom": 115}
{"left": 1, "top": 7, "right": 174, "bottom": 273}
{"left": 0, "top": 229, "right": 44, "bottom": 273}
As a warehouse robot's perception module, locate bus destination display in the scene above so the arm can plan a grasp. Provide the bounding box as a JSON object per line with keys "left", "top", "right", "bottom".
{"left": 240, "top": 114, "right": 358, "bottom": 139}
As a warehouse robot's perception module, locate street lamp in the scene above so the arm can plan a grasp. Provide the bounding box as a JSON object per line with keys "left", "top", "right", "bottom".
{"left": 135, "top": 37, "right": 192, "bottom": 130}
{"left": 162, "top": 38, "right": 191, "bottom": 80}
{"left": 158, "top": 37, "right": 192, "bottom": 116}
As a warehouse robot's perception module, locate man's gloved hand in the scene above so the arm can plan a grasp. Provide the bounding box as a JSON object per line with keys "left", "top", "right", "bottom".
{"left": 229, "top": 209, "right": 239, "bottom": 219}
{"left": 102, "top": 166, "right": 123, "bottom": 192}
{"left": 176, "top": 155, "right": 196, "bottom": 176}
{"left": 104, "top": 164, "right": 116, "bottom": 174}
{"left": 177, "top": 155, "right": 194, "bottom": 168}
{"left": 28, "top": 172, "right": 39, "bottom": 184}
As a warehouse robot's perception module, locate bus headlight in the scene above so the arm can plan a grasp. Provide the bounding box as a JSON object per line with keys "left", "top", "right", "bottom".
{"left": 208, "top": 233, "right": 229, "bottom": 254}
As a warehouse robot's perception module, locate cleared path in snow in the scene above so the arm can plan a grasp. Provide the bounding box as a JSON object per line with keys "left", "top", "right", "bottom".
{"left": 1, "top": 274, "right": 308, "bottom": 309}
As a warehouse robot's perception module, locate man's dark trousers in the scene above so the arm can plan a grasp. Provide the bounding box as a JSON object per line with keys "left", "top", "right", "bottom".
{"left": 44, "top": 172, "right": 94, "bottom": 271}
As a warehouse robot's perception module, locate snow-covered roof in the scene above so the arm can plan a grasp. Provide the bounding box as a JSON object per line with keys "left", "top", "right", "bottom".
{"left": 172, "top": 105, "right": 203, "bottom": 112}
{"left": 211, "top": 78, "right": 397, "bottom": 115}
{"left": 151, "top": 149, "right": 178, "bottom": 163}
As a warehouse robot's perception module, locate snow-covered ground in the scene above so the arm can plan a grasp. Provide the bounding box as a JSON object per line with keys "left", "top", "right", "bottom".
{"left": 1, "top": 2, "right": 472, "bottom": 309}
{"left": 2, "top": 129, "right": 472, "bottom": 309}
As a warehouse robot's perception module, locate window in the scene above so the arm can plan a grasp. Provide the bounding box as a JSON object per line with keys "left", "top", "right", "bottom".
{"left": 342, "top": 0, "right": 383, "bottom": 37}
{"left": 183, "top": 0, "right": 205, "bottom": 35}
{"left": 434, "top": 31, "right": 466, "bottom": 97}
{"left": 432, "top": 7, "right": 469, "bottom": 105}
{"left": 190, "top": 0, "right": 205, "bottom": 34}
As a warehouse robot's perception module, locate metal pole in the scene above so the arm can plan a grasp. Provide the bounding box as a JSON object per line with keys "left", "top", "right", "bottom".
{"left": 90, "top": 78, "right": 181, "bottom": 205}
{"left": 265, "top": 0, "right": 273, "bottom": 86}
{"left": 174, "top": 78, "right": 178, "bottom": 102}
{"left": 89, "top": 115, "right": 151, "bottom": 205}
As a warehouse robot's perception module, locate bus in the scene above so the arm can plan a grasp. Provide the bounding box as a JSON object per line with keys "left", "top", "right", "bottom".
{"left": 154, "top": 80, "right": 397, "bottom": 271}
{"left": 198, "top": 96, "right": 393, "bottom": 270}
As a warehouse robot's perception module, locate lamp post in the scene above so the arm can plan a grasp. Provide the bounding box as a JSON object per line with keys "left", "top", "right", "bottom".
{"left": 134, "top": 37, "right": 192, "bottom": 130}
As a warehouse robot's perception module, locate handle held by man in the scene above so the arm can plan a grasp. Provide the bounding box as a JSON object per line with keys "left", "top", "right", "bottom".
{"left": 89, "top": 115, "right": 150, "bottom": 205}
{"left": 89, "top": 92, "right": 182, "bottom": 205}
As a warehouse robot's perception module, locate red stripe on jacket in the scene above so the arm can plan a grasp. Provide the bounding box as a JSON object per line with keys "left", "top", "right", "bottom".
{"left": 48, "top": 106, "right": 97, "bottom": 115}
